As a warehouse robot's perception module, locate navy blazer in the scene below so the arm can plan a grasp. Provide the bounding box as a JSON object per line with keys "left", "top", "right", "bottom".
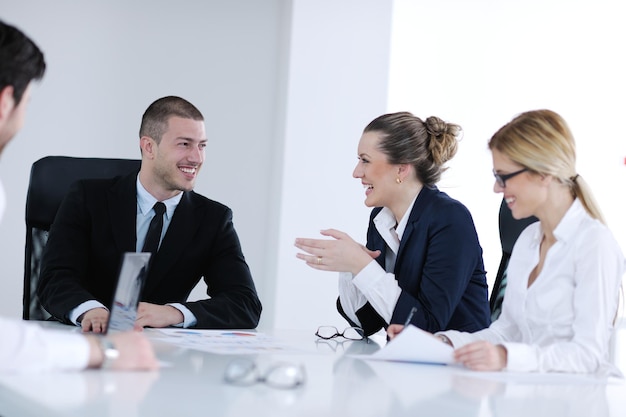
{"left": 37, "top": 172, "right": 262, "bottom": 329}
{"left": 338, "top": 186, "right": 490, "bottom": 336}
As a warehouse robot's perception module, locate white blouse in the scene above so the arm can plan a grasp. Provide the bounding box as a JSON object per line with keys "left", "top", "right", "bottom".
{"left": 443, "top": 199, "right": 625, "bottom": 375}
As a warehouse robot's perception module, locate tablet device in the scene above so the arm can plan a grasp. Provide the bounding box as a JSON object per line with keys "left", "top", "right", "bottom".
{"left": 106, "top": 252, "right": 151, "bottom": 332}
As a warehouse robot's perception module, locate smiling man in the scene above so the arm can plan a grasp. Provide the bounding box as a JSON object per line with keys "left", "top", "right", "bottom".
{"left": 37, "top": 96, "right": 262, "bottom": 332}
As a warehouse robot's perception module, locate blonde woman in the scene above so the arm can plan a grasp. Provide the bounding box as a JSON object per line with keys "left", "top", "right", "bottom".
{"left": 389, "top": 109, "right": 624, "bottom": 375}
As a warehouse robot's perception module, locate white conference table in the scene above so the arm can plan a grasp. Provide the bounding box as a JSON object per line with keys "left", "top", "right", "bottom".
{"left": 0, "top": 323, "right": 625, "bottom": 417}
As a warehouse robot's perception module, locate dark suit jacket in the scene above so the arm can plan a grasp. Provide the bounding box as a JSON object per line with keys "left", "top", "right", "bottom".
{"left": 37, "top": 172, "right": 262, "bottom": 329}
{"left": 338, "top": 186, "right": 490, "bottom": 336}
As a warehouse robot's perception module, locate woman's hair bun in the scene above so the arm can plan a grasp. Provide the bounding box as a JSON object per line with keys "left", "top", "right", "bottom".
{"left": 424, "top": 116, "right": 448, "bottom": 137}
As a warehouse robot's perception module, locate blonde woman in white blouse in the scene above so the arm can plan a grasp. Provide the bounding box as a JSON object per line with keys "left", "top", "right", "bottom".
{"left": 388, "top": 109, "right": 624, "bottom": 375}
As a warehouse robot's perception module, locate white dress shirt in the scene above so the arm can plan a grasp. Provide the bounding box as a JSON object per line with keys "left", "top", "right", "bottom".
{"left": 0, "top": 179, "right": 89, "bottom": 372}
{"left": 442, "top": 199, "right": 625, "bottom": 375}
{"left": 135, "top": 178, "right": 196, "bottom": 327}
{"left": 338, "top": 193, "right": 418, "bottom": 325}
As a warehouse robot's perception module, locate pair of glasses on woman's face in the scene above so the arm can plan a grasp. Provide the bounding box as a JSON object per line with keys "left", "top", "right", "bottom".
{"left": 493, "top": 167, "right": 528, "bottom": 188}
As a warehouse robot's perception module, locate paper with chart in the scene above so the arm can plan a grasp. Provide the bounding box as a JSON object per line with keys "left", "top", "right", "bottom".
{"left": 353, "top": 324, "right": 454, "bottom": 365}
{"left": 149, "top": 329, "right": 305, "bottom": 354}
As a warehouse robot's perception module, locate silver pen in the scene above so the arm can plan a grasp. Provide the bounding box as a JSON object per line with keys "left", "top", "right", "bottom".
{"left": 403, "top": 306, "right": 417, "bottom": 327}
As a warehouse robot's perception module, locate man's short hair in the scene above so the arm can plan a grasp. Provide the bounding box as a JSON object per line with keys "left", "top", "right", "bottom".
{"left": 0, "top": 20, "right": 46, "bottom": 105}
{"left": 139, "top": 96, "right": 204, "bottom": 143}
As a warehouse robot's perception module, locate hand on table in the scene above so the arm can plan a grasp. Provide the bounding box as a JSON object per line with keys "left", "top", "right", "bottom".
{"left": 87, "top": 331, "right": 159, "bottom": 370}
{"left": 135, "top": 302, "right": 184, "bottom": 329}
{"left": 386, "top": 324, "right": 405, "bottom": 340}
{"left": 79, "top": 307, "right": 109, "bottom": 333}
{"left": 387, "top": 324, "right": 452, "bottom": 344}
{"left": 295, "top": 229, "right": 380, "bottom": 275}
{"left": 454, "top": 341, "right": 507, "bottom": 371}
{"left": 388, "top": 324, "right": 507, "bottom": 371}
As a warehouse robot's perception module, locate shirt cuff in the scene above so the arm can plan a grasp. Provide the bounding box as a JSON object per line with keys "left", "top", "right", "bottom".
{"left": 437, "top": 330, "right": 473, "bottom": 349}
{"left": 352, "top": 259, "right": 386, "bottom": 292}
{"left": 338, "top": 272, "right": 365, "bottom": 326}
{"left": 70, "top": 300, "right": 108, "bottom": 325}
{"left": 501, "top": 342, "right": 538, "bottom": 372}
{"left": 168, "top": 303, "right": 197, "bottom": 327}
{"left": 352, "top": 260, "right": 400, "bottom": 323}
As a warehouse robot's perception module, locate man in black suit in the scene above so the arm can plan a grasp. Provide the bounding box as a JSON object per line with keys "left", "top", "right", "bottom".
{"left": 38, "top": 96, "right": 262, "bottom": 332}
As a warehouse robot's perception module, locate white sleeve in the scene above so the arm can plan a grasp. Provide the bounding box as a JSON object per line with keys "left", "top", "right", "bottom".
{"left": 167, "top": 303, "right": 197, "bottom": 327}
{"left": 338, "top": 272, "right": 367, "bottom": 326}
{"left": 351, "top": 260, "right": 402, "bottom": 323}
{"left": 70, "top": 300, "right": 108, "bottom": 325}
{"left": 441, "top": 310, "right": 520, "bottom": 349}
{"left": 0, "top": 317, "right": 89, "bottom": 372}
{"left": 441, "top": 264, "right": 523, "bottom": 348}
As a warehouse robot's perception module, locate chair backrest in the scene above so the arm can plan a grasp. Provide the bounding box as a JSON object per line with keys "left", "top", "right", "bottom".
{"left": 23, "top": 156, "right": 141, "bottom": 320}
{"left": 489, "top": 198, "right": 538, "bottom": 320}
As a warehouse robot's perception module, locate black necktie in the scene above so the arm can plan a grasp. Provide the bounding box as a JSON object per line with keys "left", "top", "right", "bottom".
{"left": 142, "top": 202, "right": 166, "bottom": 254}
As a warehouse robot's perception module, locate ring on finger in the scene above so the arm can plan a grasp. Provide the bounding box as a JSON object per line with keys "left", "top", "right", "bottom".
{"left": 316, "top": 256, "right": 322, "bottom": 265}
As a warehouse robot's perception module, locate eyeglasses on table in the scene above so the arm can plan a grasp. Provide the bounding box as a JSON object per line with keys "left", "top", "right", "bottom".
{"left": 223, "top": 358, "right": 306, "bottom": 389}
{"left": 315, "top": 325, "right": 365, "bottom": 340}
{"left": 315, "top": 337, "right": 357, "bottom": 353}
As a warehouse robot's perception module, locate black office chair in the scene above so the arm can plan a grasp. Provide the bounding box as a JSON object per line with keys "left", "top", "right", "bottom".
{"left": 23, "top": 156, "right": 141, "bottom": 320}
{"left": 489, "top": 199, "right": 538, "bottom": 321}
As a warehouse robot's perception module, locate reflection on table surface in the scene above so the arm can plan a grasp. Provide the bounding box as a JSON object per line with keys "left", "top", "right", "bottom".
{"left": 0, "top": 325, "right": 625, "bottom": 417}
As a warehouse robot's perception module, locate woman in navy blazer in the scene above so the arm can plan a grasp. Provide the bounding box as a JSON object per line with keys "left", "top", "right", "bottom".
{"left": 296, "top": 112, "right": 490, "bottom": 336}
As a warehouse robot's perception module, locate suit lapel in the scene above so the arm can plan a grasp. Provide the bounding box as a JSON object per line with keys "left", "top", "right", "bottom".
{"left": 368, "top": 208, "right": 387, "bottom": 269}
{"left": 372, "top": 234, "right": 386, "bottom": 269}
{"left": 107, "top": 173, "right": 139, "bottom": 253}
{"left": 396, "top": 186, "right": 437, "bottom": 264}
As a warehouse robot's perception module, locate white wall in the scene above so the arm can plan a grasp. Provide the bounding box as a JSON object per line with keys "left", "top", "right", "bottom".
{"left": 389, "top": 0, "right": 626, "bottom": 290}
{"left": 0, "top": 0, "right": 287, "bottom": 327}
{"left": 272, "top": 0, "right": 393, "bottom": 330}
{"left": 0, "top": 0, "right": 395, "bottom": 332}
